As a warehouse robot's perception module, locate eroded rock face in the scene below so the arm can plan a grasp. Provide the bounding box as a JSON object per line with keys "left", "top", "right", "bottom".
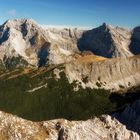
{"left": 0, "top": 111, "right": 139, "bottom": 140}
{"left": 65, "top": 54, "right": 140, "bottom": 92}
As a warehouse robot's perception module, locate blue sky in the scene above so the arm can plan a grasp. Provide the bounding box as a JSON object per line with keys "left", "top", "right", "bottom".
{"left": 0, "top": 0, "right": 139, "bottom": 28}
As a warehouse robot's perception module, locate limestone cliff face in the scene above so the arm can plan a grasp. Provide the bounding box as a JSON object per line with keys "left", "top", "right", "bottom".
{"left": 0, "top": 111, "right": 139, "bottom": 140}
{"left": 65, "top": 54, "right": 140, "bottom": 92}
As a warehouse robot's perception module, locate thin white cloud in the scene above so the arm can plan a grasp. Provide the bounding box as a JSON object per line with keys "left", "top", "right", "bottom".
{"left": 7, "top": 9, "right": 17, "bottom": 17}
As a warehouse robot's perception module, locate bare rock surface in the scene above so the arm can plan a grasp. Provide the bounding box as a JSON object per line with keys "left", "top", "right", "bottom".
{"left": 65, "top": 54, "right": 140, "bottom": 92}
{"left": 0, "top": 111, "right": 139, "bottom": 140}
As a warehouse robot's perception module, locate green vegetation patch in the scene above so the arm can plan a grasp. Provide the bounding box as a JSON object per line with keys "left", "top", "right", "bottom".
{"left": 0, "top": 68, "right": 122, "bottom": 121}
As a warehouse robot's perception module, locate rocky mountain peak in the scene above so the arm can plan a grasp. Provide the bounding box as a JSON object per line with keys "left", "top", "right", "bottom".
{"left": 0, "top": 19, "right": 84, "bottom": 67}
{"left": 78, "top": 22, "right": 133, "bottom": 58}
{"left": 2, "top": 19, "right": 37, "bottom": 28}
{"left": 0, "top": 19, "right": 50, "bottom": 67}
{"left": 100, "top": 22, "right": 114, "bottom": 31}
{"left": 0, "top": 18, "right": 140, "bottom": 72}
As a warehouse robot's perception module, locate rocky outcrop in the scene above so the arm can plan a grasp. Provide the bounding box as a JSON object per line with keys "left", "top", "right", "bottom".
{"left": 0, "top": 111, "right": 139, "bottom": 140}
{"left": 65, "top": 54, "right": 140, "bottom": 92}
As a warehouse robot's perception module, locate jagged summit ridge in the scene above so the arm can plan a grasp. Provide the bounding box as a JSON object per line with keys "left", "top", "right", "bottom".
{"left": 2, "top": 18, "right": 38, "bottom": 27}
{"left": 0, "top": 18, "right": 140, "bottom": 67}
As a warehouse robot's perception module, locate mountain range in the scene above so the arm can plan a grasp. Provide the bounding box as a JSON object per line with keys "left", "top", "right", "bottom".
{"left": 0, "top": 19, "right": 140, "bottom": 92}
{"left": 0, "top": 19, "right": 140, "bottom": 139}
